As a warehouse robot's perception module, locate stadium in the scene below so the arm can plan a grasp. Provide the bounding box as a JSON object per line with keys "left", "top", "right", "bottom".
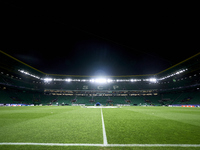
{"left": 1, "top": 50, "right": 200, "bottom": 150}
{"left": 1, "top": 50, "right": 200, "bottom": 107}
{"left": 1, "top": 2, "right": 200, "bottom": 150}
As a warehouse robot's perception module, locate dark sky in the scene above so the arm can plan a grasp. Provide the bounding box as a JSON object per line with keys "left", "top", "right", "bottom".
{"left": 1, "top": 1, "right": 199, "bottom": 76}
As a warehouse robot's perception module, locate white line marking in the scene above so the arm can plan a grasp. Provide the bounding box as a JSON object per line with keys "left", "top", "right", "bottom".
{"left": 0, "top": 143, "right": 103, "bottom": 146}
{"left": 0, "top": 143, "right": 200, "bottom": 147}
{"left": 107, "top": 144, "right": 200, "bottom": 147}
{"left": 101, "top": 108, "right": 108, "bottom": 146}
{"left": 85, "top": 106, "right": 119, "bottom": 108}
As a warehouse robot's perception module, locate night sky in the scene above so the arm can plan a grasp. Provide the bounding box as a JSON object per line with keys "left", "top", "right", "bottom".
{"left": 1, "top": 2, "right": 199, "bottom": 76}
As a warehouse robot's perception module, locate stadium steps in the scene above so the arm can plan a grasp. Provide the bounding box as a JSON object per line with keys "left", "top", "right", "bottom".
{"left": 0, "top": 89, "right": 13, "bottom": 103}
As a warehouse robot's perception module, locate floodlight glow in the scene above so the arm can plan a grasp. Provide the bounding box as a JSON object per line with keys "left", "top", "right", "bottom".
{"left": 18, "top": 69, "right": 40, "bottom": 79}
{"left": 95, "top": 78, "right": 106, "bottom": 83}
{"left": 149, "top": 78, "right": 157, "bottom": 83}
{"left": 65, "top": 78, "right": 71, "bottom": 82}
{"left": 107, "top": 79, "right": 113, "bottom": 83}
{"left": 90, "top": 79, "right": 95, "bottom": 82}
{"left": 158, "top": 68, "right": 188, "bottom": 81}
{"left": 44, "top": 78, "right": 53, "bottom": 82}
{"left": 130, "top": 79, "right": 138, "bottom": 82}
{"left": 89, "top": 78, "right": 113, "bottom": 83}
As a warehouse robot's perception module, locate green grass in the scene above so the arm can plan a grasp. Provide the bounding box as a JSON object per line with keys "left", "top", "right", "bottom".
{"left": 1, "top": 145, "right": 200, "bottom": 150}
{"left": 0, "top": 106, "right": 200, "bottom": 150}
{"left": 0, "top": 106, "right": 102, "bottom": 143}
{"left": 104, "top": 107, "right": 200, "bottom": 144}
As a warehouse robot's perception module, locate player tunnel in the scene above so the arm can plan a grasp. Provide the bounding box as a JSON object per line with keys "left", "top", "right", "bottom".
{"left": 96, "top": 102, "right": 101, "bottom": 106}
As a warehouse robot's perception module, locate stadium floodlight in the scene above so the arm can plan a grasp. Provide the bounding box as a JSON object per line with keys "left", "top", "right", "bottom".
{"left": 89, "top": 78, "right": 113, "bottom": 83}
{"left": 130, "top": 79, "right": 138, "bottom": 82}
{"left": 65, "top": 78, "right": 71, "bottom": 82}
{"left": 95, "top": 78, "right": 107, "bottom": 83}
{"left": 149, "top": 78, "right": 157, "bottom": 83}
{"left": 107, "top": 79, "right": 113, "bottom": 83}
{"left": 158, "top": 68, "right": 188, "bottom": 81}
{"left": 18, "top": 69, "right": 40, "bottom": 79}
{"left": 44, "top": 78, "right": 53, "bottom": 82}
{"left": 90, "top": 79, "right": 95, "bottom": 83}
{"left": 19, "top": 70, "right": 24, "bottom": 73}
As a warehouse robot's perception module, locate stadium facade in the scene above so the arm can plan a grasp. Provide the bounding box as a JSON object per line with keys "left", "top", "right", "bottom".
{"left": 0, "top": 50, "right": 200, "bottom": 106}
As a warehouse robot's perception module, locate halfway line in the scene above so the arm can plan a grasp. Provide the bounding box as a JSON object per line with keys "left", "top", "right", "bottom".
{"left": 101, "top": 108, "right": 108, "bottom": 146}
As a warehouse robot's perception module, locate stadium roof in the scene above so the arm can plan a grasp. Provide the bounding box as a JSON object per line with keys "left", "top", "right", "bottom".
{"left": 1, "top": 1, "right": 199, "bottom": 76}
{"left": 1, "top": 50, "right": 199, "bottom": 79}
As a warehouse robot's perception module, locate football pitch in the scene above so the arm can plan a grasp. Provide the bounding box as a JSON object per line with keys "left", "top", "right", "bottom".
{"left": 0, "top": 106, "right": 200, "bottom": 150}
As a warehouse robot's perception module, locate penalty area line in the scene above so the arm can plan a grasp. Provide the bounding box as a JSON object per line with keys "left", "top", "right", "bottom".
{"left": 0, "top": 143, "right": 200, "bottom": 147}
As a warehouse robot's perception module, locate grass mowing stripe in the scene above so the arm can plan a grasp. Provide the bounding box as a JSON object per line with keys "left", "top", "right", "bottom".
{"left": 103, "top": 107, "right": 200, "bottom": 144}
{"left": 1, "top": 143, "right": 200, "bottom": 147}
{"left": 1, "top": 106, "right": 200, "bottom": 149}
{"left": 101, "top": 108, "right": 108, "bottom": 145}
{"left": 0, "top": 107, "right": 103, "bottom": 143}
